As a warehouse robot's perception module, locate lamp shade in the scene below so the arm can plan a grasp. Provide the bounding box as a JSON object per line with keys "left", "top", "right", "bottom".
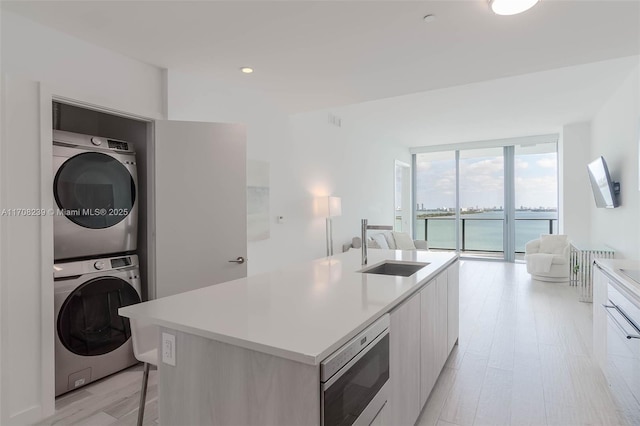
{"left": 489, "top": 0, "right": 539, "bottom": 15}
{"left": 315, "top": 196, "right": 342, "bottom": 217}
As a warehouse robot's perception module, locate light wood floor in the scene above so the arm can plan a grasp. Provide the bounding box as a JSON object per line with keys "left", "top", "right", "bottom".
{"left": 38, "top": 363, "right": 158, "bottom": 426}
{"left": 41, "top": 260, "right": 638, "bottom": 425}
{"left": 417, "top": 260, "right": 639, "bottom": 426}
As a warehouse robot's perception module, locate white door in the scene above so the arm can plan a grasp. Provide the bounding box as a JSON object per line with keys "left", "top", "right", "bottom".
{"left": 394, "top": 160, "right": 411, "bottom": 233}
{"left": 155, "top": 120, "right": 247, "bottom": 298}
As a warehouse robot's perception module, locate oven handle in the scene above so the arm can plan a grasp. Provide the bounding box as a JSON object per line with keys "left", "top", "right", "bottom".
{"left": 602, "top": 304, "right": 640, "bottom": 339}
{"left": 352, "top": 382, "right": 388, "bottom": 426}
{"left": 322, "top": 328, "right": 388, "bottom": 390}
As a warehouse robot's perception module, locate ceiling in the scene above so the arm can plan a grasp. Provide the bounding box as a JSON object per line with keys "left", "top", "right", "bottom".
{"left": 324, "top": 56, "right": 639, "bottom": 147}
{"left": 2, "top": 0, "right": 639, "bottom": 113}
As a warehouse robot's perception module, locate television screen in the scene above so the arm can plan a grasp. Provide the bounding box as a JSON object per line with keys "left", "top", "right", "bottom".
{"left": 587, "top": 156, "right": 619, "bottom": 208}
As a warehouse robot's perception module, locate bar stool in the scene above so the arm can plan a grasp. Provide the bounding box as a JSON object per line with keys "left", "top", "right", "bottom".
{"left": 130, "top": 318, "right": 158, "bottom": 426}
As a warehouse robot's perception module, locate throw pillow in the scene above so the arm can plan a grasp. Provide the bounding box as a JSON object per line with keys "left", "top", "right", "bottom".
{"left": 539, "top": 234, "right": 568, "bottom": 254}
{"left": 382, "top": 231, "right": 397, "bottom": 249}
{"left": 371, "top": 233, "right": 390, "bottom": 249}
{"left": 393, "top": 232, "right": 416, "bottom": 250}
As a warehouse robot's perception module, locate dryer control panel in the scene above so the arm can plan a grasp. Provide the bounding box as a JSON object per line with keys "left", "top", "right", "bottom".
{"left": 54, "top": 254, "right": 139, "bottom": 278}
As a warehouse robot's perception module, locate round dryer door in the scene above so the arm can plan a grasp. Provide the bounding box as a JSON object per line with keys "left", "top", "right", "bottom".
{"left": 54, "top": 152, "right": 136, "bottom": 229}
{"left": 57, "top": 277, "right": 141, "bottom": 356}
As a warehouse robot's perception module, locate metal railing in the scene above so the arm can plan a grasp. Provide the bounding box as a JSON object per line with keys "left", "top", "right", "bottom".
{"left": 412, "top": 217, "right": 557, "bottom": 253}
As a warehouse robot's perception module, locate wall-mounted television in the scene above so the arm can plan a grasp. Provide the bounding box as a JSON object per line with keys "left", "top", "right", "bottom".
{"left": 587, "top": 156, "right": 620, "bottom": 208}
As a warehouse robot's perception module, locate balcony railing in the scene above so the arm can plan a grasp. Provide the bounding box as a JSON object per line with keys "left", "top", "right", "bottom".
{"left": 411, "top": 217, "right": 558, "bottom": 253}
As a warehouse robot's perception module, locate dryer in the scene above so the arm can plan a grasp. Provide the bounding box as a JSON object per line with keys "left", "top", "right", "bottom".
{"left": 53, "top": 130, "right": 138, "bottom": 261}
{"left": 54, "top": 254, "right": 142, "bottom": 396}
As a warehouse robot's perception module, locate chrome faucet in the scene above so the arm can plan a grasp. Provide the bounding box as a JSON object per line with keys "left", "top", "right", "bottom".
{"left": 361, "top": 219, "right": 393, "bottom": 265}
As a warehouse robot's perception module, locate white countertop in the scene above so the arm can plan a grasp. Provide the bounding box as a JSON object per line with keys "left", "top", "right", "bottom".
{"left": 120, "top": 249, "right": 457, "bottom": 365}
{"left": 595, "top": 258, "right": 640, "bottom": 306}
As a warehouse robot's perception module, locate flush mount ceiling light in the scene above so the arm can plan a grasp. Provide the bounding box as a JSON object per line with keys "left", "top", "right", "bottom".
{"left": 240, "top": 67, "right": 254, "bottom": 74}
{"left": 489, "top": 0, "right": 539, "bottom": 15}
{"left": 423, "top": 14, "right": 437, "bottom": 23}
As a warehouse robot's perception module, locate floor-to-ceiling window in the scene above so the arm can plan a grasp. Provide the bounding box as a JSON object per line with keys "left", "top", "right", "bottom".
{"left": 414, "top": 151, "right": 457, "bottom": 250}
{"left": 514, "top": 143, "right": 558, "bottom": 257}
{"left": 413, "top": 136, "right": 558, "bottom": 261}
{"left": 458, "top": 147, "right": 505, "bottom": 259}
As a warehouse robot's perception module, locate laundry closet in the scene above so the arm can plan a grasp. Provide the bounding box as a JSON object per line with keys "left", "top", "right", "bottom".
{"left": 1, "top": 71, "right": 248, "bottom": 421}
{"left": 48, "top": 97, "right": 249, "bottom": 396}
{"left": 51, "top": 101, "right": 155, "bottom": 395}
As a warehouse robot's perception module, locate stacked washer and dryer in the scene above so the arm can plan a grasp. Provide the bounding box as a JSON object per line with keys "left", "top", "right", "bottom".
{"left": 53, "top": 130, "right": 142, "bottom": 396}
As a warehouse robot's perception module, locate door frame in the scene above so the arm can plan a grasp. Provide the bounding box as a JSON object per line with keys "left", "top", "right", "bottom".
{"left": 394, "top": 160, "right": 411, "bottom": 235}
{"left": 42, "top": 85, "right": 157, "bottom": 422}
{"left": 50, "top": 95, "right": 158, "bottom": 300}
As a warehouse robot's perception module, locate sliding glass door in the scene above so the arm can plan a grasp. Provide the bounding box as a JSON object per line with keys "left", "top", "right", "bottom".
{"left": 514, "top": 143, "right": 558, "bottom": 258}
{"left": 459, "top": 147, "right": 505, "bottom": 259}
{"left": 413, "top": 139, "right": 558, "bottom": 261}
{"left": 414, "top": 151, "right": 457, "bottom": 250}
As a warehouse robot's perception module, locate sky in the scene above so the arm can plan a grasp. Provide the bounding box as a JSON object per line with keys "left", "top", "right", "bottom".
{"left": 415, "top": 152, "right": 558, "bottom": 210}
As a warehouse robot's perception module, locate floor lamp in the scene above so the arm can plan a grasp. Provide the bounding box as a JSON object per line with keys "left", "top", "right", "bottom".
{"left": 317, "top": 196, "right": 342, "bottom": 256}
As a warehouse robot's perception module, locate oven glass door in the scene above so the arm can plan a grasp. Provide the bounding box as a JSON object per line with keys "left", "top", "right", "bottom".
{"left": 323, "top": 334, "right": 389, "bottom": 426}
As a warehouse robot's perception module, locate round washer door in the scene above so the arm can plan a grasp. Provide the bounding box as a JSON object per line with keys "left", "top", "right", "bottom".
{"left": 57, "top": 276, "right": 141, "bottom": 356}
{"left": 54, "top": 152, "right": 136, "bottom": 229}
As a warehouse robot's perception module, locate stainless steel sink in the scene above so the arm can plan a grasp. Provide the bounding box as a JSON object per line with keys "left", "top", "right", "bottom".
{"left": 359, "top": 261, "right": 429, "bottom": 277}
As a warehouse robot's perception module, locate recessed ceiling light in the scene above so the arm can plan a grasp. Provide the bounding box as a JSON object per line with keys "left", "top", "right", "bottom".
{"left": 489, "top": 0, "right": 539, "bottom": 16}
{"left": 423, "top": 14, "right": 436, "bottom": 23}
{"left": 240, "top": 67, "right": 254, "bottom": 74}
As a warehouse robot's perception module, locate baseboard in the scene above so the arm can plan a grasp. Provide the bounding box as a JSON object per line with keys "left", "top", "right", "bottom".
{"left": 3, "top": 404, "right": 46, "bottom": 426}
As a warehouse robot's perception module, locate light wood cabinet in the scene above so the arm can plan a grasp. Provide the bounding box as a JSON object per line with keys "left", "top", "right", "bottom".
{"left": 389, "top": 291, "right": 421, "bottom": 426}
{"left": 394, "top": 260, "right": 460, "bottom": 424}
{"left": 420, "top": 279, "right": 437, "bottom": 407}
{"left": 447, "top": 262, "right": 460, "bottom": 353}
{"left": 435, "top": 271, "right": 449, "bottom": 373}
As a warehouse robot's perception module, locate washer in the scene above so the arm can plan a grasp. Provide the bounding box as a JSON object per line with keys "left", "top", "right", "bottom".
{"left": 53, "top": 130, "right": 138, "bottom": 261}
{"left": 54, "top": 254, "right": 142, "bottom": 396}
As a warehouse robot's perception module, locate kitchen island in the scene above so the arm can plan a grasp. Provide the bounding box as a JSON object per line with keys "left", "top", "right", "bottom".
{"left": 120, "top": 249, "right": 459, "bottom": 425}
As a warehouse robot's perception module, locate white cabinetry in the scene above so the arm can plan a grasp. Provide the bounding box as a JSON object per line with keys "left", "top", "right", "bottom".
{"left": 389, "top": 292, "right": 421, "bottom": 426}
{"left": 593, "top": 266, "right": 607, "bottom": 369}
{"left": 593, "top": 263, "right": 640, "bottom": 414}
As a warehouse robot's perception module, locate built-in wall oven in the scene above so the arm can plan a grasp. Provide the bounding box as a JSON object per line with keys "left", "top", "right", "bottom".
{"left": 321, "top": 314, "right": 389, "bottom": 426}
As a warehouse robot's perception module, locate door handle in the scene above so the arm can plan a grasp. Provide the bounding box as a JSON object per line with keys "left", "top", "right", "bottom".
{"left": 228, "top": 256, "right": 246, "bottom": 264}
{"left": 603, "top": 304, "right": 640, "bottom": 339}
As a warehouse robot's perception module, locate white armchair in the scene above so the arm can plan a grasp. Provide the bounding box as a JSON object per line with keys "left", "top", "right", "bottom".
{"left": 524, "top": 234, "right": 570, "bottom": 282}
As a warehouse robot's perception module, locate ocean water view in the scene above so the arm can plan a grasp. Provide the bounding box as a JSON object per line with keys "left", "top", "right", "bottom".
{"left": 412, "top": 211, "right": 558, "bottom": 253}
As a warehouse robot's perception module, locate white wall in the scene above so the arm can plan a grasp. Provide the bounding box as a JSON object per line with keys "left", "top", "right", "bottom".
{"left": 0, "top": 11, "right": 164, "bottom": 424}
{"left": 590, "top": 65, "right": 640, "bottom": 260}
{"left": 0, "top": 11, "right": 164, "bottom": 119}
{"left": 559, "top": 122, "right": 593, "bottom": 244}
{"left": 167, "top": 70, "right": 410, "bottom": 275}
